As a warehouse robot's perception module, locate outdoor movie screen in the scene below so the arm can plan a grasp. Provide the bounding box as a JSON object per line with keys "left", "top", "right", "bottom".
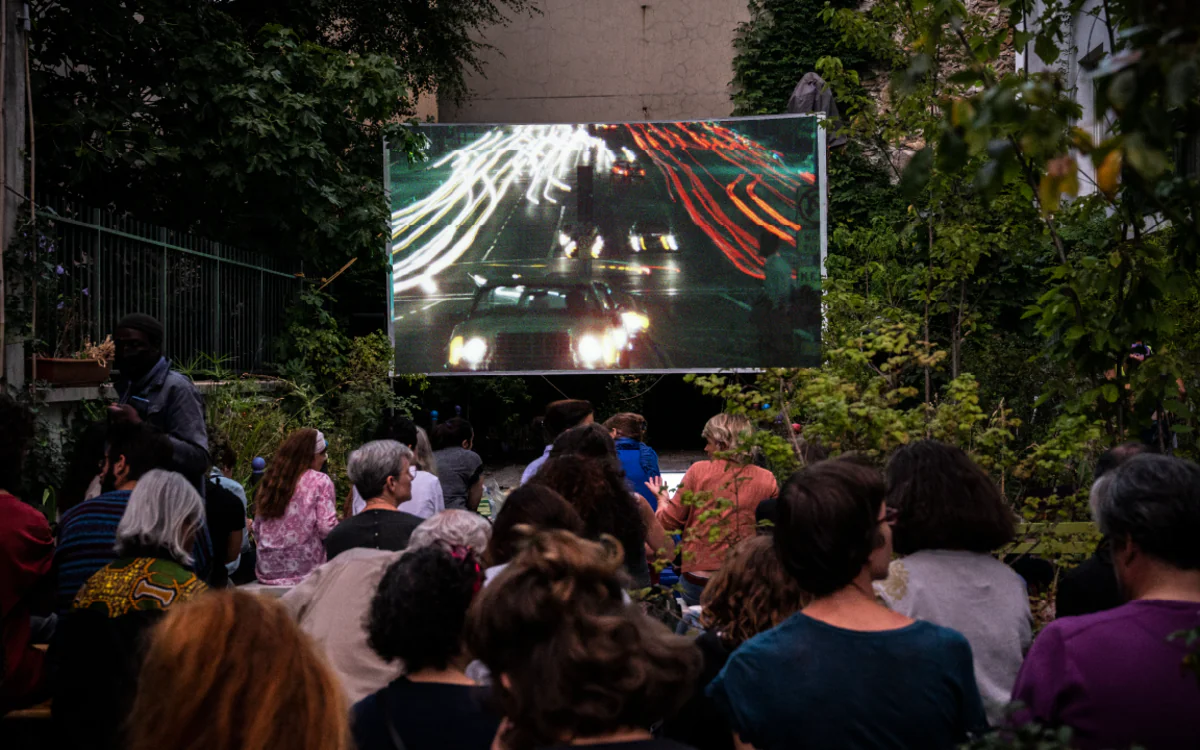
{"left": 387, "top": 114, "right": 825, "bottom": 374}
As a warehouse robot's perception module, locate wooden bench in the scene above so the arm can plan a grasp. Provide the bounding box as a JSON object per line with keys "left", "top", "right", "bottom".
{"left": 1009, "top": 521, "right": 1100, "bottom": 557}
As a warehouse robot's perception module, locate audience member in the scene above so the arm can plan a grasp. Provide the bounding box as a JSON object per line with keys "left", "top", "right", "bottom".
{"left": 207, "top": 430, "right": 251, "bottom": 566}
{"left": 432, "top": 418, "right": 484, "bottom": 511}
{"left": 201, "top": 433, "right": 247, "bottom": 587}
{"left": 875, "top": 440, "right": 1030, "bottom": 725}
{"left": 352, "top": 546, "right": 496, "bottom": 750}
{"left": 326, "top": 440, "right": 423, "bottom": 559}
{"left": 708, "top": 459, "right": 988, "bottom": 750}
{"left": 0, "top": 395, "right": 54, "bottom": 712}
{"left": 127, "top": 590, "right": 351, "bottom": 750}
{"left": 521, "top": 399, "right": 594, "bottom": 484}
{"left": 1010, "top": 453, "right": 1200, "bottom": 748}
{"left": 534, "top": 455, "right": 657, "bottom": 588}
{"left": 650, "top": 414, "right": 778, "bottom": 606}
{"left": 606, "top": 412, "right": 663, "bottom": 509}
{"left": 466, "top": 529, "right": 702, "bottom": 750}
{"left": 109, "top": 313, "right": 209, "bottom": 491}
{"left": 549, "top": 424, "right": 675, "bottom": 569}
{"left": 1056, "top": 442, "right": 1153, "bottom": 618}
{"left": 350, "top": 415, "right": 445, "bottom": 519}
{"left": 58, "top": 420, "right": 109, "bottom": 516}
{"left": 52, "top": 470, "right": 208, "bottom": 750}
{"left": 662, "top": 536, "right": 809, "bottom": 750}
{"left": 53, "top": 422, "right": 174, "bottom": 611}
{"left": 282, "top": 509, "right": 492, "bottom": 704}
{"left": 485, "top": 483, "right": 586, "bottom": 584}
{"left": 253, "top": 428, "right": 338, "bottom": 585}
{"left": 415, "top": 425, "right": 438, "bottom": 476}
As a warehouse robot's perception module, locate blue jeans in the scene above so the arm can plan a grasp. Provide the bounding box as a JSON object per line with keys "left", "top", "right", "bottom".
{"left": 679, "top": 576, "right": 706, "bottom": 608}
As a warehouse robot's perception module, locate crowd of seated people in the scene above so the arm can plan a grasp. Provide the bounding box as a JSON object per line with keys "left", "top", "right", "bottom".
{"left": 2, "top": 390, "right": 1199, "bottom": 750}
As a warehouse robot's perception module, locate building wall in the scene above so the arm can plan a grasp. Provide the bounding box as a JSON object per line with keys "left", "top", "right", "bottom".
{"left": 439, "top": 0, "right": 750, "bottom": 124}
{"left": 1016, "top": 0, "right": 1111, "bottom": 195}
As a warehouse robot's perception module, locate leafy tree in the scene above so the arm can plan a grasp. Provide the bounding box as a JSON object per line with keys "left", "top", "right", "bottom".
{"left": 29, "top": 0, "right": 531, "bottom": 316}
{"left": 219, "top": 0, "right": 536, "bottom": 104}
{"left": 730, "top": 0, "right": 869, "bottom": 116}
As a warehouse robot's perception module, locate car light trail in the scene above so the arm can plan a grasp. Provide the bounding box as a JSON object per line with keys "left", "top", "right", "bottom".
{"left": 626, "top": 121, "right": 816, "bottom": 280}
{"left": 391, "top": 125, "right": 613, "bottom": 294}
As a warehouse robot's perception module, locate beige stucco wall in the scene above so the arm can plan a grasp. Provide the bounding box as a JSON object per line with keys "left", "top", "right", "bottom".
{"left": 439, "top": 0, "right": 750, "bottom": 124}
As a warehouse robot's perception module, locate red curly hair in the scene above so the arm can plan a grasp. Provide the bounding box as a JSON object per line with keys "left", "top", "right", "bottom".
{"left": 700, "top": 535, "right": 810, "bottom": 648}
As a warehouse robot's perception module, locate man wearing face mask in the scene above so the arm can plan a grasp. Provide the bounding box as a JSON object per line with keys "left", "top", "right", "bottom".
{"left": 109, "top": 313, "right": 209, "bottom": 492}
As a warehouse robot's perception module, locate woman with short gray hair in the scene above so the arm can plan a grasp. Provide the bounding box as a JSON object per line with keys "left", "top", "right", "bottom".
{"left": 325, "top": 441, "right": 423, "bottom": 560}
{"left": 52, "top": 470, "right": 209, "bottom": 750}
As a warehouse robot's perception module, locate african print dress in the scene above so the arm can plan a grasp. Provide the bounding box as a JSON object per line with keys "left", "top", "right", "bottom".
{"left": 51, "top": 557, "right": 207, "bottom": 750}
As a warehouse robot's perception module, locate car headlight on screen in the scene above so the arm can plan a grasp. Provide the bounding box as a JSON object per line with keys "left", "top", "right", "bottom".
{"left": 558, "top": 232, "right": 570, "bottom": 247}
{"left": 665, "top": 233, "right": 679, "bottom": 250}
{"left": 620, "top": 311, "right": 650, "bottom": 335}
{"left": 610, "top": 326, "right": 629, "bottom": 351}
{"left": 564, "top": 240, "right": 577, "bottom": 257}
{"left": 577, "top": 334, "right": 604, "bottom": 366}
{"left": 591, "top": 235, "right": 604, "bottom": 258}
{"left": 448, "top": 336, "right": 464, "bottom": 366}
{"left": 462, "top": 337, "right": 488, "bottom": 366}
{"left": 628, "top": 235, "right": 639, "bottom": 252}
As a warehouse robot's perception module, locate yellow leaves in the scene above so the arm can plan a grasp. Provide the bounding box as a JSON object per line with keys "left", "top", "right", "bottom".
{"left": 1096, "top": 149, "right": 1122, "bottom": 198}
{"left": 1037, "top": 155, "right": 1079, "bottom": 214}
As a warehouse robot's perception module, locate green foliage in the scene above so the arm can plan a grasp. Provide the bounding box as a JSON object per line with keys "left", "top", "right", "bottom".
{"left": 30, "top": 0, "right": 532, "bottom": 317}
{"left": 730, "top": 0, "right": 869, "bottom": 116}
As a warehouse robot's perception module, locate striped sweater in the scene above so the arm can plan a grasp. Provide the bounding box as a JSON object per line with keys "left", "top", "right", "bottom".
{"left": 54, "top": 489, "right": 214, "bottom": 612}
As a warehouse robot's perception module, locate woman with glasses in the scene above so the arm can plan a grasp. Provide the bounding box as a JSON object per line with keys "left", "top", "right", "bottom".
{"left": 875, "top": 440, "right": 1029, "bottom": 727}
{"left": 708, "top": 458, "right": 987, "bottom": 750}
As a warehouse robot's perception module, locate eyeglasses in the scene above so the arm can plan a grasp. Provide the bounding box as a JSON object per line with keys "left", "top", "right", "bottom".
{"left": 882, "top": 506, "right": 899, "bottom": 525}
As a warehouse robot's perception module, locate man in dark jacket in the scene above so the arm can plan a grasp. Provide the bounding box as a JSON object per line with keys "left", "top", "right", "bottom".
{"left": 1056, "top": 442, "right": 1152, "bottom": 617}
{"left": 108, "top": 313, "right": 209, "bottom": 491}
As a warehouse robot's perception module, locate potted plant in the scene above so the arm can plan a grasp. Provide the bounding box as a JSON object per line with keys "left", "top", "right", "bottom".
{"left": 31, "top": 335, "right": 114, "bottom": 387}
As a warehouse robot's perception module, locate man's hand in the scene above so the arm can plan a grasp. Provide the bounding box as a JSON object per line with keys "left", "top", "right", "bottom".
{"left": 108, "top": 403, "right": 142, "bottom": 424}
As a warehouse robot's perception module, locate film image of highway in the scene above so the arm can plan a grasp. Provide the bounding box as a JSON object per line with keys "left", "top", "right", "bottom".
{"left": 389, "top": 115, "right": 824, "bottom": 374}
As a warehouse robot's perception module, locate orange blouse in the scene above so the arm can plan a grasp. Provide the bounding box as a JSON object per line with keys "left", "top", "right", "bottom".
{"left": 656, "top": 460, "right": 778, "bottom": 574}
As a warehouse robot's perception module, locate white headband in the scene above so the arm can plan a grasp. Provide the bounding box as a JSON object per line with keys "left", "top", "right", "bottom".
{"left": 314, "top": 430, "right": 327, "bottom": 454}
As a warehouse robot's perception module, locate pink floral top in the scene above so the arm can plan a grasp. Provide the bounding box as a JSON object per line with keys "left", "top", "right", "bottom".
{"left": 253, "top": 469, "right": 338, "bottom": 585}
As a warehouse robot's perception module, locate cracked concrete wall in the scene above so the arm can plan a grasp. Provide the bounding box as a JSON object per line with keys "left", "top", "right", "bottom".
{"left": 439, "top": 0, "right": 750, "bottom": 123}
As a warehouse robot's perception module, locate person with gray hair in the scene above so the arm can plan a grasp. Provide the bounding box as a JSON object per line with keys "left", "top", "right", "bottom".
{"left": 1057, "top": 442, "right": 1153, "bottom": 618}
{"left": 325, "top": 440, "right": 423, "bottom": 561}
{"left": 282, "top": 509, "right": 494, "bottom": 704}
{"left": 1011, "top": 453, "right": 1200, "bottom": 749}
{"left": 51, "top": 469, "right": 209, "bottom": 750}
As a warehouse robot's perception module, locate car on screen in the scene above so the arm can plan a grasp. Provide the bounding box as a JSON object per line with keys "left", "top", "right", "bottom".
{"left": 628, "top": 219, "right": 679, "bottom": 253}
{"left": 557, "top": 222, "right": 605, "bottom": 259}
{"left": 446, "top": 281, "right": 636, "bottom": 371}
{"left": 611, "top": 158, "right": 646, "bottom": 182}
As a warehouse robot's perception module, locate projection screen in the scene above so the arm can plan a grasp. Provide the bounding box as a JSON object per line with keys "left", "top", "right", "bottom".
{"left": 386, "top": 114, "right": 826, "bottom": 374}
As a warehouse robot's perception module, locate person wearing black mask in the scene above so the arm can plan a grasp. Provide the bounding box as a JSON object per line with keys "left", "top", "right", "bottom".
{"left": 109, "top": 313, "right": 209, "bottom": 492}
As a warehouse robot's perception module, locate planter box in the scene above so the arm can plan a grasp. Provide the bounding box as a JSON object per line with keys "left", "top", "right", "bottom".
{"left": 29, "top": 357, "right": 111, "bottom": 387}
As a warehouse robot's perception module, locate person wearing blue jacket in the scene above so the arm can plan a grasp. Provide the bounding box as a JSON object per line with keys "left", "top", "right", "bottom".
{"left": 605, "top": 413, "right": 662, "bottom": 510}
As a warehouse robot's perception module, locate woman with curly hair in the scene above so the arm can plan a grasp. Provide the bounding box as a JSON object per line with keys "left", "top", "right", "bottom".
{"left": 127, "top": 590, "right": 350, "bottom": 750}
{"left": 467, "top": 529, "right": 701, "bottom": 750}
{"left": 661, "top": 536, "right": 810, "bottom": 750}
{"left": 353, "top": 544, "right": 496, "bottom": 750}
{"left": 875, "top": 440, "right": 1029, "bottom": 726}
{"left": 532, "top": 454, "right": 662, "bottom": 588}
{"left": 252, "top": 428, "right": 337, "bottom": 585}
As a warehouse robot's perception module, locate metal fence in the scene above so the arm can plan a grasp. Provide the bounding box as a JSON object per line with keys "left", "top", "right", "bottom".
{"left": 32, "top": 198, "right": 301, "bottom": 374}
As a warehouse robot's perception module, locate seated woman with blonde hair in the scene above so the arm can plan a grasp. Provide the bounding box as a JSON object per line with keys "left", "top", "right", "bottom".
{"left": 52, "top": 469, "right": 209, "bottom": 750}
{"left": 127, "top": 590, "right": 351, "bottom": 750}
